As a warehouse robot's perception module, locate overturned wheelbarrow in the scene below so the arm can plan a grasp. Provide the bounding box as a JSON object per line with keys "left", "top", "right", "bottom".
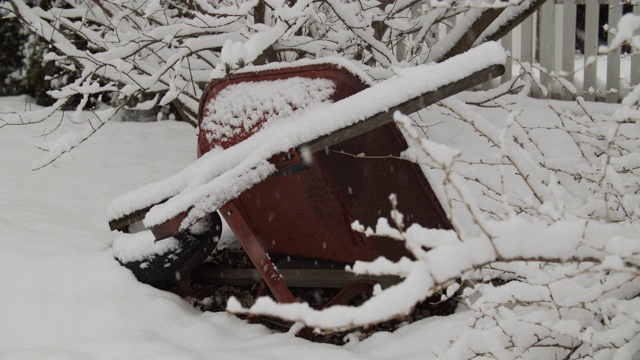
{"left": 108, "top": 43, "right": 505, "bottom": 306}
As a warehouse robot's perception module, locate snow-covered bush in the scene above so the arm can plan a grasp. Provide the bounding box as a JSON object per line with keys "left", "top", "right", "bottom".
{"left": 0, "top": 7, "right": 28, "bottom": 96}
{"left": 0, "top": 0, "right": 76, "bottom": 104}
{"left": 1, "top": 0, "right": 541, "bottom": 168}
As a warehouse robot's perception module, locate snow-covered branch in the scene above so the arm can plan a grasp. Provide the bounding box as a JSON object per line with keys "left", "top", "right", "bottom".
{"left": 228, "top": 104, "right": 639, "bottom": 357}
{"left": 2, "top": 0, "right": 542, "bottom": 168}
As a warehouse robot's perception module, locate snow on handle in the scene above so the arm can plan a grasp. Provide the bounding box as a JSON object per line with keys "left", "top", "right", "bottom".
{"left": 107, "top": 41, "right": 506, "bottom": 230}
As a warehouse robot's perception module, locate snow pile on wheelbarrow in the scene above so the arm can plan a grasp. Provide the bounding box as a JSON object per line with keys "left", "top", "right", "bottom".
{"left": 202, "top": 76, "right": 337, "bottom": 146}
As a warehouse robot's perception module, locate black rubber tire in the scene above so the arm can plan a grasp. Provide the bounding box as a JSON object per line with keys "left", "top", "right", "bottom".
{"left": 117, "top": 212, "right": 223, "bottom": 289}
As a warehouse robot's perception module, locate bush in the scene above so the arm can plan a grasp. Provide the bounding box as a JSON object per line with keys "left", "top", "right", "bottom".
{"left": 1, "top": 0, "right": 84, "bottom": 106}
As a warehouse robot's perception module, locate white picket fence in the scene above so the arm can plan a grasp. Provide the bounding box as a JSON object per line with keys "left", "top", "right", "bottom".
{"left": 494, "top": 0, "right": 640, "bottom": 102}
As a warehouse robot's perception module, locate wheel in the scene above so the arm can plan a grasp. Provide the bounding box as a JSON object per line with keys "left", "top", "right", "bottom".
{"left": 116, "top": 212, "right": 223, "bottom": 288}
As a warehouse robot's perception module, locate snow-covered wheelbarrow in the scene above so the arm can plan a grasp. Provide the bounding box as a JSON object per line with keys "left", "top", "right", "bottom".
{"left": 108, "top": 43, "right": 505, "bottom": 306}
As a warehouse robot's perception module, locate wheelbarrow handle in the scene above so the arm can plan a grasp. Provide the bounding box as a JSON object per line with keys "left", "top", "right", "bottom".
{"left": 299, "top": 64, "right": 505, "bottom": 154}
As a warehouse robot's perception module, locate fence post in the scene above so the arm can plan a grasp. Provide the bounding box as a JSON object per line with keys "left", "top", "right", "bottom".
{"left": 520, "top": 13, "right": 534, "bottom": 64}
{"left": 519, "top": 11, "right": 534, "bottom": 96}
{"left": 562, "top": 0, "right": 576, "bottom": 100}
{"left": 539, "top": 0, "right": 555, "bottom": 94}
{"left": 502, "top": 31, "right": 513, "bottom": 84}
{"left": 633, "top": 3, "right": 640, "bottom": 87}
{"left": 583, "top": 1, "right": 599, "bottom": 101}
{"left": 606, "top": 1, "right": 622, "bottom": 103}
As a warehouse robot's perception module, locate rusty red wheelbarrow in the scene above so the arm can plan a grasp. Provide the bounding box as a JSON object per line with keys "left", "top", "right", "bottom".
{"left": 108, "top": 44, "right": 505, "bottom": 307}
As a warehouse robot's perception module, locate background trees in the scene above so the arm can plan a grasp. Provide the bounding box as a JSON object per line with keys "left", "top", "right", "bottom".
{"left": 0, "top": 0, "right": 69, "bottom": 104}
{"left": 1, "top": 0, "right": 541, "bottom": 121}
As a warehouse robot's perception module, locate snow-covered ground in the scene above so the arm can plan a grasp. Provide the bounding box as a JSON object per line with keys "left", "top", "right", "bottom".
{"left": 0, "top": 93, "right": 636, "bottom": 359}
{"left": 0, "top": 95, "right": 466, "bottom": 359}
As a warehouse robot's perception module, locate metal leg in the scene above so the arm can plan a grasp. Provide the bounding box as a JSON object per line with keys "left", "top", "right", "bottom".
{"left": 324, "top": 281, "right": 374, "bottom": 307}
{"left": 221, "top": 201, "right": 295, "bottom": 303}
{"left": 255, "top": 281, "right": 269, "bottom": 299}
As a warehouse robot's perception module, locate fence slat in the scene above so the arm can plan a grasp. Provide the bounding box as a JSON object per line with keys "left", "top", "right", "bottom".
{"left": 562, "top": 0, "right": 576, "bottom": 100}
{"left": 633, "top": 4, "right": 640, "bottom": 87}
{"left": 469, "top": 0, "right": 630, "bottom": 103}
{"left": 583, "top": 2, "right": 599, "bottom": 101}
{"left": 520, "top": 14, "right": 534, "bottom": 64}
{"left": 502, "top": 31, "right": 513, "bottom": 84}
{"left": 606, "top": 2, "right": 622, "bottom": 103}
{"left": 555, "top": 0, "right": 623, "bottom": 4}
{"left": 540, "top": 1, "right": 555, "bottom": 92}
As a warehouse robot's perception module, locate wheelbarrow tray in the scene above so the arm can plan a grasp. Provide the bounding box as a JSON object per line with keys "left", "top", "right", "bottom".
{"left": 198, "top": 63, "right": 449, "bottom": 264}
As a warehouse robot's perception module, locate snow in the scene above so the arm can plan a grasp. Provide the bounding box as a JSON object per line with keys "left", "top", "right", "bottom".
{"left": 604, "top": 13, "right": 640, "bottom": 54}
{"left": 112, "top": 231, "right": 179, "bottom": 264}
{"left": 201, "top": 76, "right": 336, "bottom": 144}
